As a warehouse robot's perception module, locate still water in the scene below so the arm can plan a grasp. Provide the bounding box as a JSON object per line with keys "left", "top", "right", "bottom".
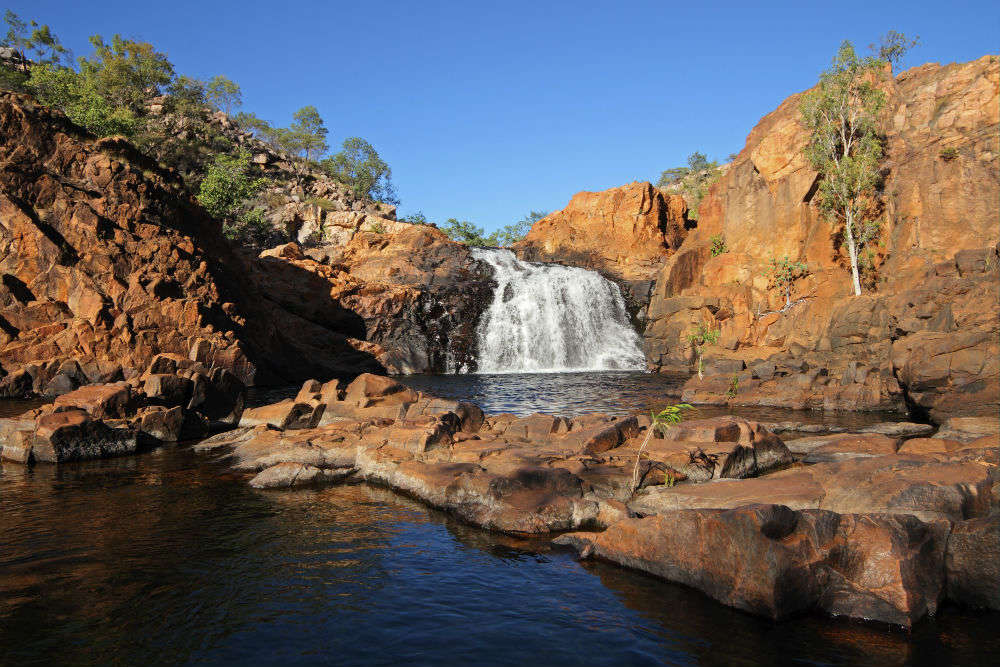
{"left": 3, "top": 447, "right": 998, "bottom": 666}
{"left": 398, "top": 370, "right": 903, "bottom": 427}
{"left": 2, "top": 373, "right": 993, "bottom": 666}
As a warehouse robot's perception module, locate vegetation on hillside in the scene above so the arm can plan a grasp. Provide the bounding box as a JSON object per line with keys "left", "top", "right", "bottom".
{"left": 0, "top": 10, "right": 400, "bottom": 248}
{"left": 800, "top": 34, "right": 916, "bottom": 295}
{"left": 439, "top": 210, "right": 547, "bottom": 247}
{"left": 656, "top": 151, "right": 722, "bottom": 219}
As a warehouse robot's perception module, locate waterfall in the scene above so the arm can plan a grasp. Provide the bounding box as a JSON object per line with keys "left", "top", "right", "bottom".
{"left": 469, "top": 248, "right": 646, "bottom": 373}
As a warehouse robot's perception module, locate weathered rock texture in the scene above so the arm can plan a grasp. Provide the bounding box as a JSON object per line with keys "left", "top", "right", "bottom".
{"left": 186, "top": 374, "right": 997, "bottom": 627}
{"left": 514, "top": 182, "right": 689, "bottom": 308}
{"left": 0, "top": 348, "right": 246, "bottom": 463}
{"left": 516, "top": 56, "right": 999, "bottom": 420}
{"left": 0, "top": 92, "right": 489, "bottom": 393}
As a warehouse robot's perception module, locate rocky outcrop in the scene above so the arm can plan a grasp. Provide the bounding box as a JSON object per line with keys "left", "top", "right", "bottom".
{"left": 514, "top": 182, "right": 688, "bottom": 309}
{"left": 181, "top": 373, "right": 998, "bottom": 627}
{"left": 261, "top": 227, "right": 494, "bottom": 373}
{"left": 0, "top": 92, "right": 489, "bottom": 393}
{"left": 647, "top": 57, "right": 1000, "bottom": 420}
{"left": 556, "top": 505, "right": 951, "bottom": 627}
{"left": 515, "top": 56, "right": 999, "bottom": 421}
{"left": 0, "top": 347, "right": 246, "bottom": 463}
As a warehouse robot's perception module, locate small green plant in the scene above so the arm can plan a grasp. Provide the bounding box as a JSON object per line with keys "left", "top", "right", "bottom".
{"left": 726, "top": 375, "right": 739, "bottom": 400}
{"left": 710, "top": 234, "right": 728, "bottom": 257}
{"left": 629, "top": 403, "right": 693, "bottom": 496}
{"left": 366, "top": 220, "right": 386, "bottom": 234}
{"left": 686, "top": 324, "right": 719, "bottom": 378}
{"left": 663, "top": 471, "right": 678, "bottom": 487}
{"left": 767, "top": 256, "right": 808, "bottom": 307}
{"left": 939, "top": 146, "right": 959, "bottom": 161}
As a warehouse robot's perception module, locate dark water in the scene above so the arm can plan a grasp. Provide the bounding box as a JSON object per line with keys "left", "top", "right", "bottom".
{"left": 397, "top": 371, "right": 905, "bottom": 427}
{"left": 2, "top": 447, "right": 998, "bottom": 667}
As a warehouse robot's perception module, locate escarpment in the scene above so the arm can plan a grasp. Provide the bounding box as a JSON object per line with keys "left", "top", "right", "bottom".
{"left": 518, "top": 55, "right": 1000, "bottom": 420}
{"left": 0, "top": 92, "right": 490, "bottom": 396}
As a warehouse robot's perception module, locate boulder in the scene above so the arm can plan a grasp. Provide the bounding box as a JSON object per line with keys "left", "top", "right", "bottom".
{"left": 555, "top": 504, "right": 950, "bottom": 627}
{"left": 136, "top": 405, "right": 186, "bottom": 443}
{"left": 613, "top": 417, "right": 791, "bottom": 482}
{"left": 30, "top": 409, "right": 138, "bottom": 463}
{"left": 239, "top": 399, "right": 324, "bottom": 430}
{"left": 143, "top": 373, "right": 193, "bottom": 407}
{"left": 786, "top": 433, "right": 899, "bottom": 463}
{"left": 52, "top": 382, "right": 133, "bottom": 419}
{"left": 630, "top": 455, "right": 994, "bottom": 523}
{"left": 946, "top": 514, "right": 1000, "bottom": 610}
{"left": 249, "top": 462, "right": 354, "bottom": 489}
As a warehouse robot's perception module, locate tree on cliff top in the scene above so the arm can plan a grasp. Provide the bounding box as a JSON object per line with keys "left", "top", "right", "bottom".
{"left": 800, "top": 40, "right": 888, "bottom": 296}
{"left": 321, "top": 137, "right": 398, "bottom": 205}
{"left": 656, "top": 151, "right": 721, "bottom": 220}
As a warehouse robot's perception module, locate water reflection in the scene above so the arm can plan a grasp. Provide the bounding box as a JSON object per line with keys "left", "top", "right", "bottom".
{"left": 2, "top": 445, "right": 997, "bottom": 666}
{"left": 398, "top": 371, "right": 905, "bottom": 427}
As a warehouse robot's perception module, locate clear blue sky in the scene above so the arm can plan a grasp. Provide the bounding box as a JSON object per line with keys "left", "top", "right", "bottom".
{"left": 8, "top": 1, "right": 999, "bottom": 231}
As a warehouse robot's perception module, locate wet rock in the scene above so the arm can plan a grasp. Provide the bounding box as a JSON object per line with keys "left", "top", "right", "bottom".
{"left": 0, "top": 417, "right": 36, "bottom": 463}
{"left": 30, "top": 409, "right": 137, "bottom": 463}
{"left": 136, "top": 405, "right": 185, "bottom": 443}
{"left": 249, "top": 462, "right": 354, "bottom": 489}
{"left": 555, "top": 504, "right": 950, "bottom": 627}
{"left": 946, "top": 514, "right": 1000, "bottom": 610}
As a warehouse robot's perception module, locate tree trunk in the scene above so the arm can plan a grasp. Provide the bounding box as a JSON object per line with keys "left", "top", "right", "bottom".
{"left": 845, "top": 210, "right": 863, "bottom": 296}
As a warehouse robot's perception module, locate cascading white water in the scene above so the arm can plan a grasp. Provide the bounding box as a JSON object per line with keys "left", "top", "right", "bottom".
{"left": 470, "top": 248, "right": 646, "bottom": 373}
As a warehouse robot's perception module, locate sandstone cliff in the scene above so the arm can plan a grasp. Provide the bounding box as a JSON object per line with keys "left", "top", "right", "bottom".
{"left": 523, "top": 56, "right": 1000, "bottom": 420}
{"left": 514, "top": 182, "right": 689, "bottom": 308}
{"left": 0, "top": 92, "right": 488, "bottom": 395}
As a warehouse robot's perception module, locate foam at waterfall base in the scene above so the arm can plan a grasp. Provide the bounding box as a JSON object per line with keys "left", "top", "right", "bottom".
{"left": 469, "top": 248, "right": 646, "bottom": 374}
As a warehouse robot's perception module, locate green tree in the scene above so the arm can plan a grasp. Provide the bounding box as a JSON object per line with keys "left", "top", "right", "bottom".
{"left": 196, "top": 150, "right": 275, "bottom": 248}
{"left": 800, "top": 41, "right": 887, "bottom": 296}
{"left": 441, "top": 218, "right": 492, "bottom": 246}
{"left": 321, "top": 137, "right": 398, "bottom": 204}
{"left": 1, "top": 11, "right": 68, "bottom": 90}
{"left": 29, "top": 63, "right": 140, "bottom": 136}
{"left": 656, "top": 151, "right": 721, "bottom": 219}
{"left": 2, "top": 11, "right": 69, "bottom": 69}
{"left": 197, "top": 149, "right": 266, "bottom": 219}
{"left": 166, "top": 74, "right": 207, "bottom": 116}
{"left": 80, "top": 34, "right": 174, "bottom": 113}
{"left": 206, "top": 75, "right": 241, "bottom": 115}
{"left": 767, "top": 256, "right": 808, "bottom": 306}
{"left": 273, "top": 105, "right": 328, "bottom": 160}
{"left": 400, "top": 211, "right": 429, "bottom": 225}
{"left": 629, "top": 403, "right": 693, "bottom": 496}
{"left": 870, "top": 30, "right": 920, "bottom": 70}
{"left": 491, "top": 210, "right": 547, "bottom": 246}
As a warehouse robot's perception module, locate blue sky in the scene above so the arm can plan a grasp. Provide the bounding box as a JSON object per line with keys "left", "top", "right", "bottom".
{"left": 8, "top": 1, "right": 999, "bottom": 231}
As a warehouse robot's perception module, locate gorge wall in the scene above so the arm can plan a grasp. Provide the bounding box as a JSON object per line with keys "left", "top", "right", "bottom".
{"left": 521, "top": 56, "right": 999, "bottom": 420}
{"left": 0, "top": 92, "right": 491, "bottom": 396}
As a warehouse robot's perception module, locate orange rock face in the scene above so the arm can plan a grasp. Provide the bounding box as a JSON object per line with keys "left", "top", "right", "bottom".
{"left": 514, "top": 182, "right": 688, "bottom": 302}
{"left": 647, "top": 56, "right": 998, "bottom": 419}
{"left": 0, "top": 93, "right": 492, "bottom": 392}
